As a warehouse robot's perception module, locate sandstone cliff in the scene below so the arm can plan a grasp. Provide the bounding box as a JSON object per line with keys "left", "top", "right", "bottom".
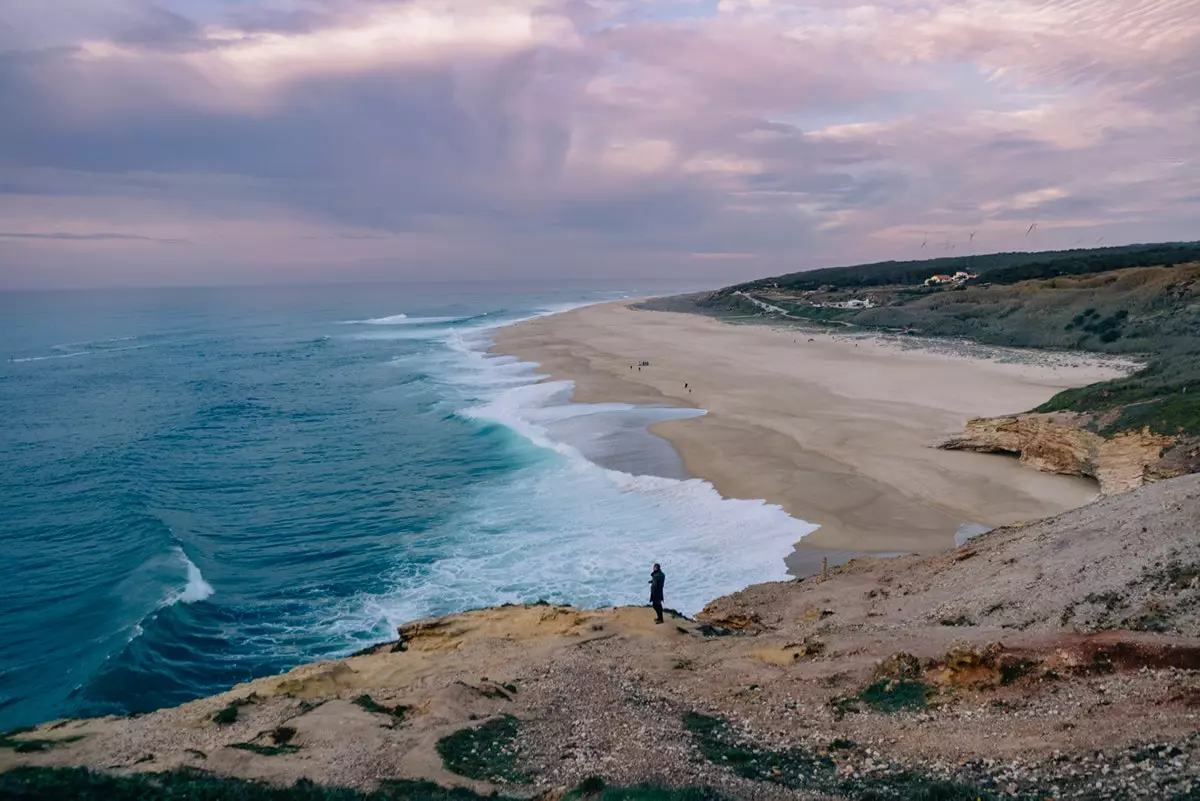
{"left": 940, "top": 412, "right": 1184, "bottom": 494}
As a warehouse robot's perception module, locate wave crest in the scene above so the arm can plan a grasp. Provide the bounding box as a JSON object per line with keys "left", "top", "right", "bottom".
{"left": 164, "top": 547, "right": 214, "bottom": 606}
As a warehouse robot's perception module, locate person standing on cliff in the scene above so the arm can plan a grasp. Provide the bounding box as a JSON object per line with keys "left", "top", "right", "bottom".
{"left": 649, "top": 563, "right": 666, "bottom": 624}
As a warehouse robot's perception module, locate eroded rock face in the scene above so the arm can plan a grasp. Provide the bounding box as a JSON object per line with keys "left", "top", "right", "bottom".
{"left": 941, "top": 413, "right": 1179, "bottom": 494}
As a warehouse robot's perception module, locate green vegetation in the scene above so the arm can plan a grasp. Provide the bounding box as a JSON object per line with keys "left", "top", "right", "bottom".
{"left": 856, "top": 680, "right": 931, "bottom": 713}
{"left": 230, "top": 742, "right": 302, "bottom": 756}
{"left": 0, "top": 767, "right": 743, "bottom": 801}
{"left": 1036, "top": 350, "right": 1200, "bottom": 436}
{"left": 831, "top": 680, "right": 931, "bottom": 718}
{"left": 998, "top": 659, "right": 1039, "bottom": 686}
{"left": 682, "top": 711, "right": 834, "bottom": 788}
{"left": 0, "top": 767, "right": 525, "bottom": 800}
{"left": 567, "top": 780, "right": 732, "bottom": 800}
{"left": 0, "top": 727, "right": 84, "bottom": 753}
{"left": 213, "top": 696, "right": 255, "bottom": 725}
{"left": 435, "top": 714, "right": 529, "bottom": 784}
{"left": 353, "top": 694, "right": 411, "bottom": 723}
{"left": 230, "top": 726, "right": 301, "bottom": 756}
{"left": 682, "top": 712, "right": 1018, "bottom": 799}
{"left": 728, "top": 242, "right": 1200, "bottom": 292}
{"left": 1164, "top": 562, "right": 1200, "bottom": 590}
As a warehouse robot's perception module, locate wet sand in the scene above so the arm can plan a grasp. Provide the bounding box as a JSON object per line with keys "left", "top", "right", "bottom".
{"left": 493, "top": 301, "right": 1135, "bottom": 557}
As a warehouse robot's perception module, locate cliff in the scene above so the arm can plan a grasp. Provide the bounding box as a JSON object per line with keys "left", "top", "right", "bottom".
{"left": 940, "top": 412, "right": 1185, "bottom": 494}
{"left": 3, "top": 475, "right": 1199, "bottom": 800}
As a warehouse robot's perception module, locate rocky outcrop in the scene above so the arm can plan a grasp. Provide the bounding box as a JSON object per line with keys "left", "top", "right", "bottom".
{"left": 940, "top": 412, "right": 1179, "bottom": 494}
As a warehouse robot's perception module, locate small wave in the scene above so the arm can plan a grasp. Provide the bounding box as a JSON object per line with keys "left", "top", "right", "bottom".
{"left": 11, "top": 344, "right": 149, "bottom": 363}
{"left": 10, "top": 351, "right": 90, "bottom": 363}
{"left": 343, "top": 314, "right": 470, "bottom": 326}
{"left": 50, "top": 335, "right": 138, "bottom": 350}
{"left": 169, "top": 549, "right": 215, "bottom": 605}
{"left": 361, "top": 313, "right": 410, "bottom": 324}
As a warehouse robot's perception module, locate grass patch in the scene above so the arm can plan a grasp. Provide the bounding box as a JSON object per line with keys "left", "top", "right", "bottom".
{"left": 999, "top": 659, "right": 1039, "bottom": 686}
{"left": 682, "top": 712, "right": 834, "bottom": 789}
{"left": 568, "top": 783, "right": 732, "bottom": 800}
{"left": 0, "top": 766, "right": 527, "bottom": 800}
{"left": 229, "top": 725, "right": 302, "bottom": 756}
{"left": 353, "top": 694, "right": 411, "bottom": 724}
{"left": 845, "top": 772, "right": 1012, "bottom": 800}
{"left": 229, "top": 742, "right": 301, "bottom": 757}
{"left": 684, "top": 713, "right": 1023, "bottom": 800}
{"left": 574, "top": 776, "right": 608, "bottom": 795}
{"left": 857, "top": 680, "right": 931, "bottom": 713}
{"left": 0, "top": 728, "right": 84, "bottom": 753}
{"left": 1165, "top": 562, "right": 1200, "bottom": 590}
{"left": 435, "top": 714, "right": 529, "bottom": 784}
{"left": 212, "top": 696, "right": 255, "bottom": 725}
{"left": 832, "top": 680, "right": 931, "bottom": 718}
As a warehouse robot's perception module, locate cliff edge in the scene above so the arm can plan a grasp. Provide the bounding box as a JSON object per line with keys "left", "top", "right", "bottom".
{"left": 939, "top": 412, "right": 1195, "bottom": 494}
{"left": 2, "top": 475, "right": 1198, "bottom": 799}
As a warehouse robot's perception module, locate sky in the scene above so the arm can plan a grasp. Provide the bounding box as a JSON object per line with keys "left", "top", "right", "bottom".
{"left": 0, "top": 0, "right": 1197, "bottom": 288}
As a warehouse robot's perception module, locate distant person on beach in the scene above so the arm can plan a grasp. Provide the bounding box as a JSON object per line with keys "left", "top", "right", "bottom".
{"left": 649, "top": 563, "right": 666, "bottom": 624}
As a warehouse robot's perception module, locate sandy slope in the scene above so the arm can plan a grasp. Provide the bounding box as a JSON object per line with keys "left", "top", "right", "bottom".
{"left": 494, "top": 302, "right": 1133, "bottom": 555}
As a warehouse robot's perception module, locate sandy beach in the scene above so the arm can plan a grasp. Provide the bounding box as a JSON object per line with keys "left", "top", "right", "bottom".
{"left": 494, "top": 301, "right": 1134, "bottom": 559}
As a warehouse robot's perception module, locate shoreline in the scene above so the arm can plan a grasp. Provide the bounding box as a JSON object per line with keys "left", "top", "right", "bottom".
{"left": 492, "top": 300, "right": 1133, "bottom": 557}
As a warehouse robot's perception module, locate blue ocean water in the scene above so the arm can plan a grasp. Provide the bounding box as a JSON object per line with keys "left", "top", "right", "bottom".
{"left": 0, "top": 283, "right": 816, "bottom": 731}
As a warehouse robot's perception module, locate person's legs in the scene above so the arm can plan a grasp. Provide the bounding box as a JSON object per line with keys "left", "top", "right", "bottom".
{"left": 652, "top": 600, "right": 663, "bottom": 623}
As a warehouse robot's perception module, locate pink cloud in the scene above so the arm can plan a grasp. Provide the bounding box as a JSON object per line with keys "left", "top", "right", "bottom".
{"left": 0, "top": 0, "right": 1196, "bottom": 287}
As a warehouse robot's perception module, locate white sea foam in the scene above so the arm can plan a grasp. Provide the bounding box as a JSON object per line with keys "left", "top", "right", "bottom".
{"left": 162, "top": 547, "right": 214, "bottom": 606}
{"left": 344, "top": 314, "right": 469, "bottom": 326}
{"left": 111, "top": 546, "right": 214, "bottom": 647}
{"left": 322, "top": 304, "right": 818, "bottom": 640}
{"left": 10, "top": 344, "right": 149, "bottom": 363}
{"left": 360, "top": 313, "right": 408, "bottom": 324}
{"left": 178, "top": 554, "right": 215, "bottom": 603}
{"left": 11, "top": 351, "right": 90, "bottom": 363}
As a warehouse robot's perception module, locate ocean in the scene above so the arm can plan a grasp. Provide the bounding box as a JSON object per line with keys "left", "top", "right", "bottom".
{"left": 0, "top": 283, "right": 816, "bottom": 731}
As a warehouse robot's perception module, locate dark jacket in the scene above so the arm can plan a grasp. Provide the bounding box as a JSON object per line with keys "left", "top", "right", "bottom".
{"left": 649, "top": 569, "right": 665, "bottom": 603}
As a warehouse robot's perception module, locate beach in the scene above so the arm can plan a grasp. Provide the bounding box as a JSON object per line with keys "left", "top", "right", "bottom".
{"left": 494, "top": 301, "right": 1134, "bottom": 559}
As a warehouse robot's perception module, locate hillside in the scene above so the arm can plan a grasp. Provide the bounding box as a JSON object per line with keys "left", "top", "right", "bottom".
{"left": 2, "top": 475, "right": 1198, "bottom": 800}
{"left": 731, "top": 242, "right": 1200, "bottom": 293}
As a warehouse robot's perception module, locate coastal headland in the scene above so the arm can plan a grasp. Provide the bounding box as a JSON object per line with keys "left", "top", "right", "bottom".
{"left": 3, "top": 474, "right": 1197, "bottom": 798}
{"left": 493, "top": 301, "right": 1132, "bottom": 558}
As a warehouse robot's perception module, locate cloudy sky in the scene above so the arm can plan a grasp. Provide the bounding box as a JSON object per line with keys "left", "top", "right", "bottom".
{"left": 0, "top": 0, "right": 1196, "bottom": 288}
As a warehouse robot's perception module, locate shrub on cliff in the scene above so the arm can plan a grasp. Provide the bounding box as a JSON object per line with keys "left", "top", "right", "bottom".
{"left": 0, "top": 767, "right": 519, "bottom": 800}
